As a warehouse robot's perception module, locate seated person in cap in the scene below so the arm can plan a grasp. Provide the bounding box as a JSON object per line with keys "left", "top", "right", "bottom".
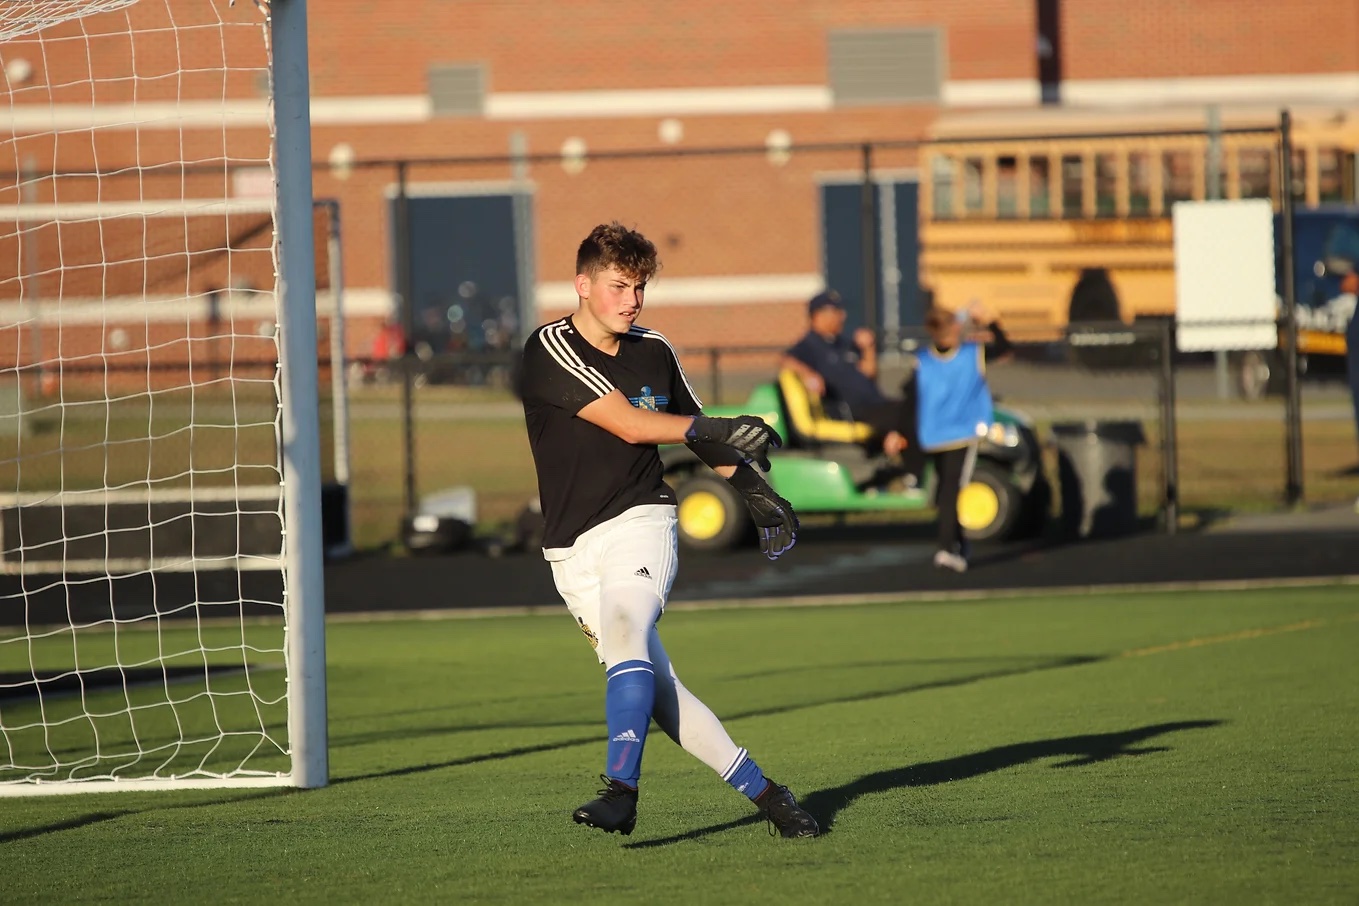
{"left": 780, "top": 290, "right": 890, "bottom": 426}
{"left": 780, "top": 290, "right": 926, "bottom": 481}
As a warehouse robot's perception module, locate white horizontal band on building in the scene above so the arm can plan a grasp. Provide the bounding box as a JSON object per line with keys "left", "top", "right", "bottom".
{"left": 0, "top": 277, "right": 817, "bottom": 327}
{"left": 535, "top": 273, "right": 823, "bottom": 309}
{"left": 6, "top": 73, "right": 1354, "bottom": 133}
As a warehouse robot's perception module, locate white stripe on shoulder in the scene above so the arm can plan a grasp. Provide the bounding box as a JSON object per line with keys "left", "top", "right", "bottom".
{"left": 538, "top": 323, "right": 613, "bottom": 397}
{"left": 628, "top": 326, "right": 704, "bottom": 408}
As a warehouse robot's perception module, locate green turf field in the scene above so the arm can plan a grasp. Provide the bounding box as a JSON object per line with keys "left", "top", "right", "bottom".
{"left": 3, "top": 584, "right": 1357, "bottom": 903}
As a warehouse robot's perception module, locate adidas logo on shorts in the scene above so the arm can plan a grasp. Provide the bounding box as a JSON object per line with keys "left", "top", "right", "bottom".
{"left": 634, "top": 567, "right": 651, "bottom": 578}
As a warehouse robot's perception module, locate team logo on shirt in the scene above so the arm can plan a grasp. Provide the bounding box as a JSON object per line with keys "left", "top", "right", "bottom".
{"left": 627, "top": 385, "right": 668, "bottom": 411}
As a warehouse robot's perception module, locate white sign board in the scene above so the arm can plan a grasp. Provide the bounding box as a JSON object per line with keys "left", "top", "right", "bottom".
{"left": 1173, "top": 199, "right": 1277, "bottom": 352}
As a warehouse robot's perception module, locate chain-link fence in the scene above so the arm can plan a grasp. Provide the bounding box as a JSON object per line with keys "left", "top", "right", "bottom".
{"left": 327, "top": 118, "right": 1357, "bottom": 551}
{"left": 9, "top": 121, "right": 1357, "bottom": 552}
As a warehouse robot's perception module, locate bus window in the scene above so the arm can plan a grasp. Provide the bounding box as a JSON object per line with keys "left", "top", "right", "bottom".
{"left": 1289, "top": 149, "right": 1306, "bottom": 202}
{"left": 1205, "top": 145, "right": 1227, "bottom": 200}
{"left": 1237, "top": 147, "right": 1272, "bottom": 199}
{"left": 963, "top": 157, "right": 985, "bottom": 216}
{"left": 931, "top": 155, "right": 954, "bottom": 218}
{"left": 1029, "top": 156, "right": 1052, "bottom": 217}
{"left": 1318, "top": 148, "right": 1350, "bottom": 203}
{"left": 1061, "top": 154, "right": 1083, "bottom": 218}
{"left": 1128, "top": 151, "right": 1152, "bottom": 215}
{"left": 1162, "top": 149, "right": 1195, "bottom": 207}
{"left": 1095, "top": 152, "right": 1119, "bottom": 217}
{"left": 997, "top": 155, "right": 1019, "bottom": 218}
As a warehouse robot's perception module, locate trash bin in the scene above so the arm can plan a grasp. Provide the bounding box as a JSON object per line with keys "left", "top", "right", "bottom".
{"left": 1051, "top": 420, "right": 1146, "bottom": 539}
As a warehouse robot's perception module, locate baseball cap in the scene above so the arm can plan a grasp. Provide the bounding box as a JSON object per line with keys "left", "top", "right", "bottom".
{"left": 808, "top": 290, "right": 844, "bottom": 314}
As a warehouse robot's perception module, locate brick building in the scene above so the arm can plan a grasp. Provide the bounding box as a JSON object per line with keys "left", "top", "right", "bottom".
{"left": 3, "top": 0, "right": 1358, "bottom": 375}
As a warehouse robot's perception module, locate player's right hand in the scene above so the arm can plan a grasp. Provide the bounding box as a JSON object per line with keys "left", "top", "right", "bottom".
{"left": 686, "top": 415, "right": 782, "bottom": 470}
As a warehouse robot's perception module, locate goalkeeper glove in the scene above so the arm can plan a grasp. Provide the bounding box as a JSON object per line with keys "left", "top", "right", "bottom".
{"left": 728, "top": 465, "right": 799, "bottom": 561}
{"left": 686, "top": 415, "right": 782, "bottom": 471}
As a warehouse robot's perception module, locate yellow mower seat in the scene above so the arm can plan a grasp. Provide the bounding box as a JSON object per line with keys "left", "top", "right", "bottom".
{"left": 776, "top": 369, "right": 875, "bottom": 446}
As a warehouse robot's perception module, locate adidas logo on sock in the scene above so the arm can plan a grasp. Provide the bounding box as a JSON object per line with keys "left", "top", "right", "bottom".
{"left": 634, "top": 567, "right": 651, "bottom": 578}
{"left": 611, "top": 729, "right": 641, "bottom": 742}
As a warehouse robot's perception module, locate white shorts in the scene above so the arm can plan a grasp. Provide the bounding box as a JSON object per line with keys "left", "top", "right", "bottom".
{"left": 546, "top": 504, "right": 679, "bottom": 664}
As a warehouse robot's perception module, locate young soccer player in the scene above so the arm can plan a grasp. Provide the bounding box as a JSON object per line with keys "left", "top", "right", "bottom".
{"left": 517, "top": 222, "right": 819, "bottom": 839}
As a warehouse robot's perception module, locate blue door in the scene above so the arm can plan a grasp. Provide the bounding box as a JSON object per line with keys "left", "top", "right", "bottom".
{"left": 820, "top": 182, "right": 880, "bottom": 334}
{"left": 819, "top": 178, "right": 921, "bottom": 345}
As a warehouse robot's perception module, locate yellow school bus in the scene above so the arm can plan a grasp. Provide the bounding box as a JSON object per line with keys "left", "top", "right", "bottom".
{"left": 919, "top": 106, "right": 1359, "bottom": 343}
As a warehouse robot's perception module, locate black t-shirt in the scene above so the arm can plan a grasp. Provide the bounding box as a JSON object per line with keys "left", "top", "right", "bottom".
{"left": 520, "top": 317, "right": 704, "bottom": 550}
{"left": 785, "top": 330, "right": 887, "bottom": 419}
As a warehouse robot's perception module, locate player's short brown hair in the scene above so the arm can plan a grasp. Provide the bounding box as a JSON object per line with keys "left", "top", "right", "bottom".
{"left": 575, "top": 222, "right": 660, "bottom": 282}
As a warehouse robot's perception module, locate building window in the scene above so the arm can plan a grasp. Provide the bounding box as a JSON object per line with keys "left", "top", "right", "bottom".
{"left": 828, "top": 27, "right": 945, "bottom": 106}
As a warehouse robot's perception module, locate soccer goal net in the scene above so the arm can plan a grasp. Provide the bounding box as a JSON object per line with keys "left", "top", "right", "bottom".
{"left": 0, "top": 0, "right": 328, "bottom": 794}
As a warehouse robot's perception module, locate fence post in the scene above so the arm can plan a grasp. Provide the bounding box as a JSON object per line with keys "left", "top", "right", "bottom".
{"left": 708, "top": 347, "right": 721, "bottom": 406}
{"left": 1158, "top": 318, "right": 1179, "bottom": 534}
{"left": 859, "top": 143, "right": 878, "bottom": 339}
{"left": 1206, "top": 104, "right": 1232, "bottom": 401}
{"left": 395, "top": 161, "right": 418, "bottom": 523}
{"left": 1279, "top": 109, "right": 1304, "bottom": 507}
{"left": 509, "top": 131, "right": 536, "bottom": 348}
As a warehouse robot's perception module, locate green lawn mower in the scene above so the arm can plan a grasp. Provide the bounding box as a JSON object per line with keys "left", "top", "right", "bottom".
{"left": 662, "top": 371, "right": 1051, "bottom": 551}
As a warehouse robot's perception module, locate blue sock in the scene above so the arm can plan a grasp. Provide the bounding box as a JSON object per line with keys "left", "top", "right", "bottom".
{"left": 724, "top": 748, "right": 769, "bottom": 801}
{"left": 604, "top": 659, "right": 654, "bottom": 787}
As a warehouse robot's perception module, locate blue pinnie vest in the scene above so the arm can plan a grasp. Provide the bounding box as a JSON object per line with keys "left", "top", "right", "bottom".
{"left": 915, "top": 342, "right": 993, "bottom": 452}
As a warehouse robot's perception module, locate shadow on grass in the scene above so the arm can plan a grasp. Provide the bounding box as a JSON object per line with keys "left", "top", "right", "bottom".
{"left": 624, "top": 719, "right": 1223, "bottom": 849}
{"left": 0, "top": 788, "right": 294, "bottom": 845}
{"left": 334, "top": 654, "right": 1104, "bottom": 783}
{"left": 0, "top": 655, "right": 1133, "bottom": 842}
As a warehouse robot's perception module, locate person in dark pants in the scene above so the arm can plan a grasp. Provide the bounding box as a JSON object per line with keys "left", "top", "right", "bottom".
{"left": 1344, "top": 273, "right": 1359, "bottom": 479}
{"left": 910, "top": 303, "right": 1012, "bottom": 572}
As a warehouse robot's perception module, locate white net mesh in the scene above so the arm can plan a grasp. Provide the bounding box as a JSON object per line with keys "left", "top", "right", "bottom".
{"left": 0, "top": 0, "right": 297, "bottom": 790}
{"left": 1, "top": 2, "right": 140, "bottom": 43}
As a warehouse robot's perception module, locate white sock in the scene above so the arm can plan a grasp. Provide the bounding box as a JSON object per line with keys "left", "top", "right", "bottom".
{"left": 647, "top": 628, "right": 745, "bottom": 777}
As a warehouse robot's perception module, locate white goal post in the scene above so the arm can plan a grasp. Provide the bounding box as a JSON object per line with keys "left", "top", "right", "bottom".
{"left": 0, "top": 0, "right": 327, "bottom": 793}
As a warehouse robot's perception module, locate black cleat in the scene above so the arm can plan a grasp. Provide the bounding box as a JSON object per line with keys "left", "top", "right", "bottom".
{"left": 754, "top": 780, "right": 820, "bottom": 838}
{"left": 572, "top": 775, "right": 638, "bottom": 836}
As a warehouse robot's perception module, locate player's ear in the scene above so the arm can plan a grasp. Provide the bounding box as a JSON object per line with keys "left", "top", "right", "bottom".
{"left": 574, "top": 272, "right": 591, "bottom": 300}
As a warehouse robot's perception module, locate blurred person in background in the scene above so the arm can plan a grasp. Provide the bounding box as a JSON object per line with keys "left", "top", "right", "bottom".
{"left": 781, "top": 290, "right": 927, "bottom": 482}
{"left": 781, "top": 290, "right": 882, "bottom": 420}
{"left": 903, "top": 302, "right": 1012, "bottom": 573}
{"left": 1344, "top": 272, "right": 1359, "bottom": 505}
